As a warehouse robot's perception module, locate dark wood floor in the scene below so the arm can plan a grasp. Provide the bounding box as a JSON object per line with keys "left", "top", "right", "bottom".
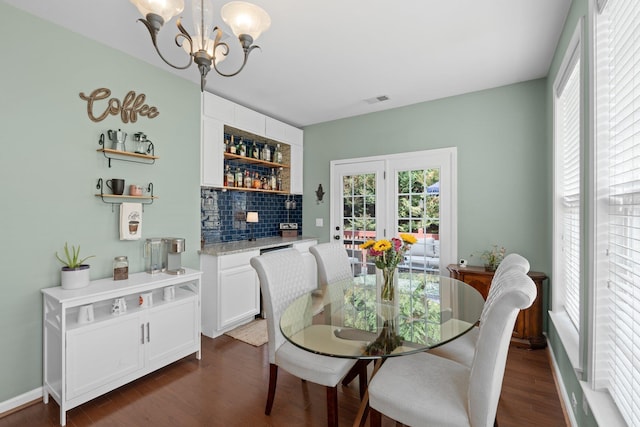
{"left": 1, "top": 335, "right": 568, "bottom": 427}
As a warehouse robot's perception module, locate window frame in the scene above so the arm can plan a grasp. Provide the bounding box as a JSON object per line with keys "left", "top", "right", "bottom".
{"left": 583, "top": 0, "right": 640, "bottom": 425}
{"left": 551, "top": 17, "right": 585, "bottom": 373}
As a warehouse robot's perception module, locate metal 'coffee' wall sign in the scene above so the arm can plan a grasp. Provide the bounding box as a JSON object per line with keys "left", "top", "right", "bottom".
{"left": 79, "top": 88, "right": 160, "bottom": 123}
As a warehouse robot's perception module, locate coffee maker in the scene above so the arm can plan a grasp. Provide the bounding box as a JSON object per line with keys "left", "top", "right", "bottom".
{"left": 144, "top": 238, "right": 166, "bottom": 274}
{"left": 164, "top": 238, "right": 185, "bottom": 275}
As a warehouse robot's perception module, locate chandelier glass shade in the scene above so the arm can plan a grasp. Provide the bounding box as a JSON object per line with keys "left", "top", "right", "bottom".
{"left": 130, "top": 0, "right": 271, "bottom": 91}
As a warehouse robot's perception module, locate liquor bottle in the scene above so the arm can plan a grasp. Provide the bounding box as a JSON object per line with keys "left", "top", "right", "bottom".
{"left": 238, "top": 138, "right": 246, "bottom": 157}
{"left": 244, "top": 170, "right": 252, "bottom": 188}
{"left": 274, "top": 143, "right": 283, "bottom": 164}
{"left": 225, "top": 165, "right": 234, "bottom": 187}
{"left": 224, "top": 136, "right": 229, "bottom": 153}
{"left": 229, "top": 135, "right": 236, "bottom": 154}
{"left": 252, "top": 172, "right": 261, "bottom": 189}
{"left": 234, "top": 167, "right": 242, "bottom": 187}
{"left": 270, "top": 169, "right": 277, "bottom": 191}
{"left": 262, "top": 144, "right": 271, "bottom": 162}
{"left": 251, "top": 142, "right": 259, "bottom": 159}
{"left": 276, "top": 167, "right": 283, "bottom": 191}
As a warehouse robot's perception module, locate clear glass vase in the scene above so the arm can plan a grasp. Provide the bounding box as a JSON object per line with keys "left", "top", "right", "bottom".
{"left": 380, "top": 267, "right": 397, "bottom": 303}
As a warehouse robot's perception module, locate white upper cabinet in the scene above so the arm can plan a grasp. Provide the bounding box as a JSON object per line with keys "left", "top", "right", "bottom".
{"left": 265, "top": 116, "right": 303, "bottom": 146}
{"left": 290, "top": 144, "right": 303, "bottom": 195}
{"left": 235, "top": 104, "right": 266, "bottom": 137}
{"left": 201, "top": 116, "right": 225, "bottom": 187}
{"left": 287, "top": 125, "right": 303, "bottom": 146}
{"left": 264, "top": 116, "right": 287, "bottom": 141}
{"left": 202, "top": 92, "right": 235, "bottom": 124}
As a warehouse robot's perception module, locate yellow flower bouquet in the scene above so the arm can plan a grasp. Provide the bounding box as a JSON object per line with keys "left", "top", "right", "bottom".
{"left": 360, "top": 233, "right": 417, "bottom": 301}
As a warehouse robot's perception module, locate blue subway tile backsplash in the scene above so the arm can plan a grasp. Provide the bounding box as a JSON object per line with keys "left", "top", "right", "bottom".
{"left": 201, "top": 187, "right": 302, "bottom": 245}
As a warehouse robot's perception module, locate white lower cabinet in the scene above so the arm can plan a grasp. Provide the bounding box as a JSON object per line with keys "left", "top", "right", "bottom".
{"left": 65, "top": 315, "right": 144, "bottom": 401}
{"left": 201, "top": 250, "right": 260, "bottom": 338}
{"left": 146, "top": 297, "right": 199, "bottom": 369}
{"left": 200, "top": 240, "right": 318, "bottom": 338}
{"left": 42, "top": 270, "right": 202, "bottom": 426}
{"left": 218, "top": 263, "right": 260, "bottom": 329}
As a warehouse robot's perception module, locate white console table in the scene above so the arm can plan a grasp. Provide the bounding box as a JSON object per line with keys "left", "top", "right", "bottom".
{"left": 41, "top": 269, "right": 202, "bottom": 426}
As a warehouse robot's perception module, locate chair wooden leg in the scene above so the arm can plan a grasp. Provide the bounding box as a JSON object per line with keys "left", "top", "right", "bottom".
{"left": 358, "top": 360, "right": 368, "bottom": 400}
{"left": 369, "top": 407, "right": 382, "bottom": 427}
{"left": 326, "top": 385, "right": 339, "bottom": 427}
{"left": 265, "top": 363, "right": 278, "bottom": 415}
{"left": 342, "top": 359, "right": 370, "bottom": 386}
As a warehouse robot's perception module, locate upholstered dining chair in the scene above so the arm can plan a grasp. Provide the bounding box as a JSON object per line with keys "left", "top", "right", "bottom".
{"left": 309, "top": 242, "right": 354, "bottom": 315}
{"left": 427, "top": 253, "right": 530, "bottom": 367}
{"left": 310, "top": 242, "right": 354, "bottom": 287}
{"left": 250, "top": 249, "right": 364, "bottom": 427}
{"left": 309, "top": 242, "right": 369, "bottom": 390}
{"left": 368, "top": 270, "right": 537, "bottom": 427}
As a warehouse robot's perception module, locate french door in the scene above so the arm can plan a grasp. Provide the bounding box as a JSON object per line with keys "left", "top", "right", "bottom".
{"left": 330, "top": 148, "right": 457, "bottom": 276}
{"left": 330, "top": 148, "right": 457, "bottom": 340}
{"left": 330, "top": 160, "right": 386, "bottom": 276}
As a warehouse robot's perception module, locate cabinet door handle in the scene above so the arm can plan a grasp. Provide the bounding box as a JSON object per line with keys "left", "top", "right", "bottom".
{"left": 146, "top": 322, "right": 150, "bottom": 342}
{"left": 141, "top": 324, "right": 145, "bottom": 344}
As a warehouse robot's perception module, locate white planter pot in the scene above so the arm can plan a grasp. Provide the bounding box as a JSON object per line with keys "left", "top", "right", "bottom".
{"left": 61, "top": 265, "right": 91, "bottom": 290}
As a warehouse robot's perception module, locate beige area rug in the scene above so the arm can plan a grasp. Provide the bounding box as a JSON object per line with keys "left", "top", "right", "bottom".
{"left": 224, "top": 319, "right": 268, "bottom": 347}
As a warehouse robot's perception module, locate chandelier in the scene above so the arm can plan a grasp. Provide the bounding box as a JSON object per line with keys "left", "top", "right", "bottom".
{"left": 130, "top": 0, "right": 271, "bottom": 91}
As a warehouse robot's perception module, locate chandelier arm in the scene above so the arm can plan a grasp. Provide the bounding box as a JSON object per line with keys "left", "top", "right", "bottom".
{"left": 212, "top": 45, "right": 260, "bottom": 78}
{"left": 136, "top": 18, "right": 194, "bottom": 70}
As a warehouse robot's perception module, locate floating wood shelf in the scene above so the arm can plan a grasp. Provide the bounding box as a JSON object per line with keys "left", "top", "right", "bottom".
{"left": 95, "top": 179, "right": 156, "bottom": 207}
{"left": 221, "top": 185, "right": 287, "bottom": 194}
{"left": 223, "top": 153, "right": 289, "bottom": 168}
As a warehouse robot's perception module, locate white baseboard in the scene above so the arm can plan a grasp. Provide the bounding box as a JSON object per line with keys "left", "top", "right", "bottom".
{"left": 547, "top": 337, "right": 578, "bottom": 427}
{"left": 0, "top": 387, "right": 42, "bottom": 416}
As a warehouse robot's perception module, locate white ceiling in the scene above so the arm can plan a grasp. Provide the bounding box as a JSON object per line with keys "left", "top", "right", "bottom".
{"left": 5, "top": 0, "right": 571, "bottom": 128}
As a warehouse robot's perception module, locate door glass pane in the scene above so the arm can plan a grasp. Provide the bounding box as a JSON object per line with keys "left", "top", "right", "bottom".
{"left": 397, "top": 168, "right": 440, "bottom": 273}
{"left": 341, "top": 173, "right": 377, "bottom": 279}
{"left": 396, "top": 168, "right": 441, "bottom": 343}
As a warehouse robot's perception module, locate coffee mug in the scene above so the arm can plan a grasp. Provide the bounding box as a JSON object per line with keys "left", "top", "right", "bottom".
{"left": 111, "top": 297, "right": 127, "bottom": 315}
{"left": 163, "top": 286, "right": 175, "bottom": 301}
{"left": 77, "top": 304, "right": 94, "bottom": 324}
{"left": 139, "top": 292, "right": 153, "bottom": 308}
{"left": 106, "top": 178, "right": 125, "bottom": 195}
{"left": 129, "top": 185, "right": 143, "bottom": 196}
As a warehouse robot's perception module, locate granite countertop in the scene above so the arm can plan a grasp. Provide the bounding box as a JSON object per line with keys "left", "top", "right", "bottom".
{"left": 199, "top": 236, "right": 318, "bottom": 256}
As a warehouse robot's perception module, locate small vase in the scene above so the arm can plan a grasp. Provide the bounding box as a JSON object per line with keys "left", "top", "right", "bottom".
{"left": 381, "top": 267, "right": 397, "bottom": 303}
{"left": 484, "top": 263, "right": 497, "bottom": 272}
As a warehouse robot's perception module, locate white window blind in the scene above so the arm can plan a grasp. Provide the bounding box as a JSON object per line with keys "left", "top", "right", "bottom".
{"left": 595, "top": 0, "right": 640, "bottom": 425}
{"left": 557, "top": 56, "right": 582, "bottom": 330}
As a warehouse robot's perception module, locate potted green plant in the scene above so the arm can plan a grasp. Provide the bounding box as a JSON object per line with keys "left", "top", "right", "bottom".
{"left": 56, "top": 243, "right": 95, "bottom": 290}
{"left": 479, "top": 245, "right": 506, "bottom": 271}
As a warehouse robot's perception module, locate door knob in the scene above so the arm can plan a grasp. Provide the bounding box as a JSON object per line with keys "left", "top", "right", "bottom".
{"left": 334, "top": 235, "right": 340, "bottom": 240}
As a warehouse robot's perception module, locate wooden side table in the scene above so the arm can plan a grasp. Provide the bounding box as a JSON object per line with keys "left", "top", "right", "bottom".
{"left": 447, "top": 264, "right": 547, "bottom": 349}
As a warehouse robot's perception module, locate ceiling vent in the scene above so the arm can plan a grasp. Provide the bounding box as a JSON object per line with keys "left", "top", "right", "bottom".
{"left": 364, "top": 95, "right": 390, "bottom": 104}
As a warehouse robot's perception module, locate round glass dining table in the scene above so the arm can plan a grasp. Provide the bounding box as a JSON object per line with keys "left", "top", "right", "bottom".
{"left": 280, "top": 272, "right": 485, "bottom": 359}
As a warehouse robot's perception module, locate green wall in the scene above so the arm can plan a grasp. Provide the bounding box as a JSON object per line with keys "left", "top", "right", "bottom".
{"left": 302, "top": 79, "right": 549, "bottom": 272}
{"left": 0, "top": 3, "right": 201, "bottom": 402}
